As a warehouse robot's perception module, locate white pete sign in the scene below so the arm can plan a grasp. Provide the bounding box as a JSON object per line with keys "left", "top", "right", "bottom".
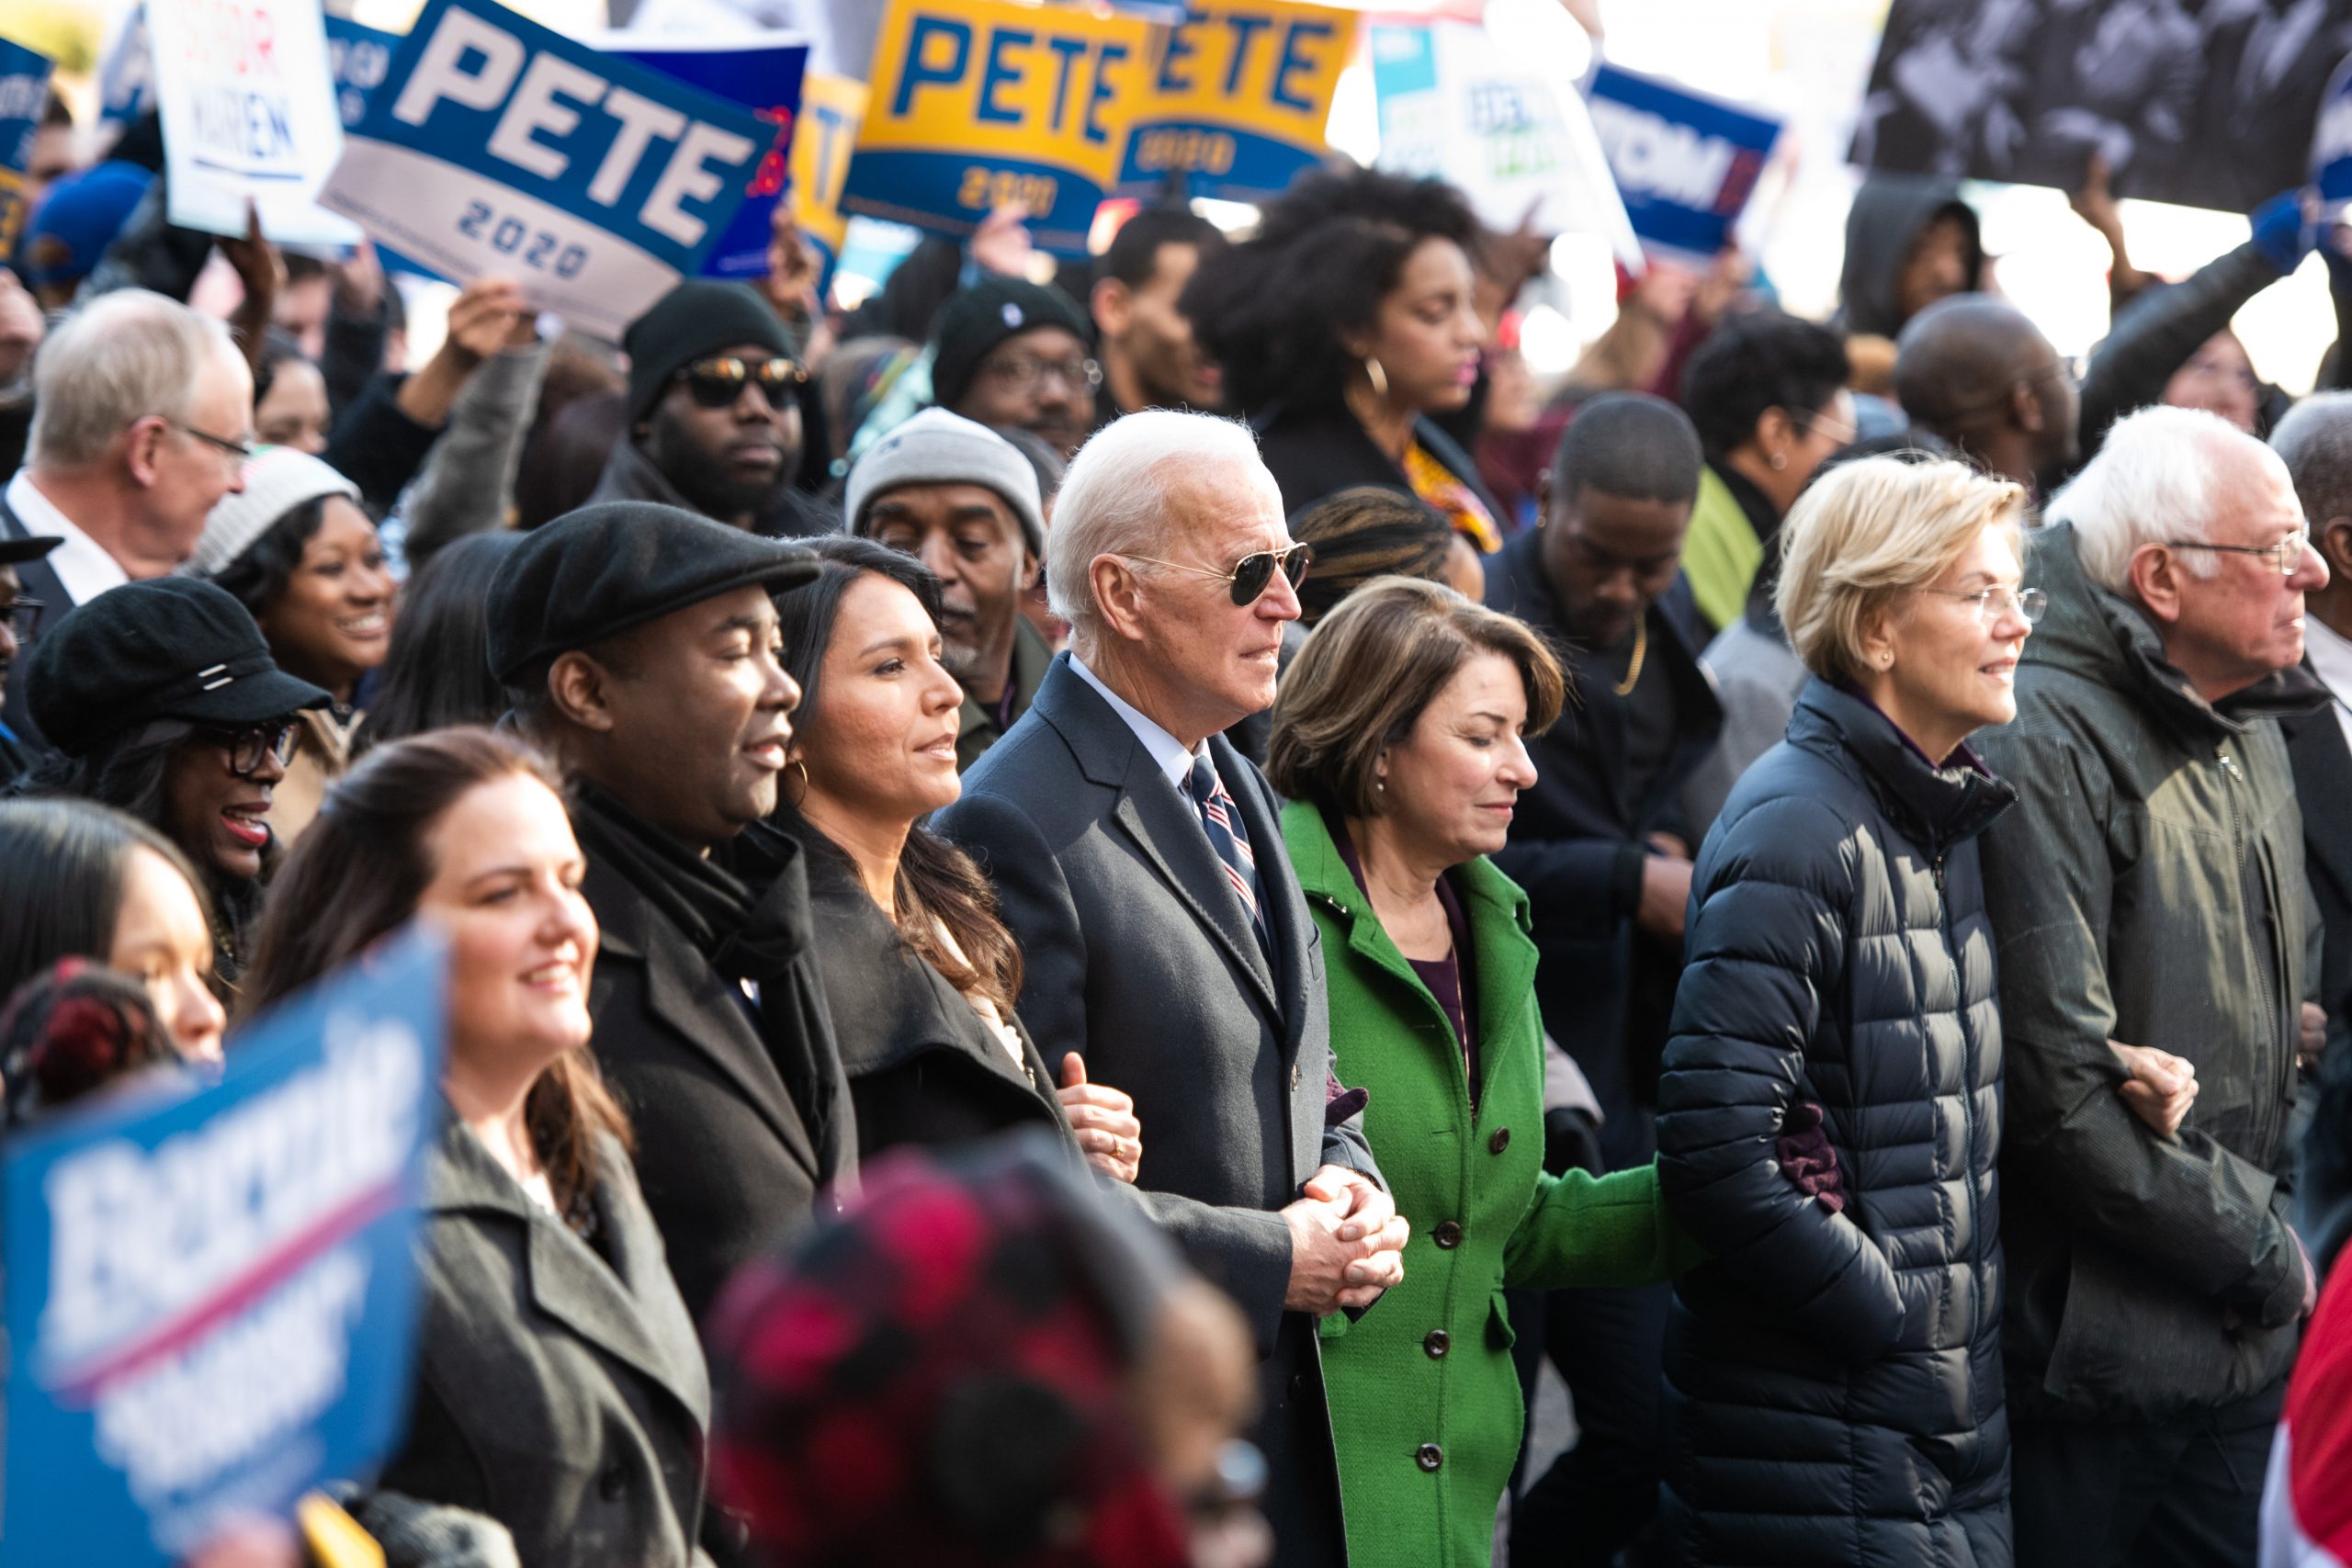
{"left": 148, "top": 0, "right": 360, "bottom": 246}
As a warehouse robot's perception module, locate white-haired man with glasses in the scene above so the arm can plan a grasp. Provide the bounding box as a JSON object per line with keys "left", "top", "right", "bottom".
{"left": 935, "top": 409, "right": 1404, "bottom": 1568}
{"left": 1974, "top": 403, "right": 2333, "bottom": 1568}
{"left": 0, "top": 288, "right": 254, "bottom": 753}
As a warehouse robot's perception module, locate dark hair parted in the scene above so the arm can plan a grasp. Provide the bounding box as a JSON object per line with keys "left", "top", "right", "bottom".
{"left": 1182, "top": 167, "right": 1480, "bottom": 416}
{"left": 774, "top": 537, "right": 1024, "bottom": 1017}
{"left": 208, "top": 494, "right": 330, "bottom": 618}
{"left": 0, "top": 799, "right": 214, "bottom": 1012}
{"left": 356, "top": 531, "right": 526, "bottom": 753}
{"left": 1678, "top": 309, "right": 1851, "bottom": 459}
{"left": 1266, "top": 577, "right": 1566, "bottom": 820}
{"left": 243, "top": 728, "right": 631, "bottom": 1215}
{"left": 1289, "top": 487, "right": 1456, "bottom": 626}
{"left": 1550, "top": 392, "right": 1706, "bottom": 509}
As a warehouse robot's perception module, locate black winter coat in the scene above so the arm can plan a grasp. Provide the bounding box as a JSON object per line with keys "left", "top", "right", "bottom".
{"left": 796, "top": 827, "right": 1078, "bottom": 1160}
{"left": 1656, "top": 680, "right": 2016, "bottom": 1568}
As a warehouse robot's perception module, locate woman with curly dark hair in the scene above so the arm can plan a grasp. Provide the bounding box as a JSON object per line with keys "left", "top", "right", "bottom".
{"left": 1183, "top": 167, "right": 1503, "bottom": 548}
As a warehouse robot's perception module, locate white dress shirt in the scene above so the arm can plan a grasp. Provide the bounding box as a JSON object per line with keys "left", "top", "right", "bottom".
{"left": 1069, "top": 650, "right": 1207, "bottom": 789}
{"left": 2306, "top": 613, "right": 2352, "bottom": 758}
{"left": 6, "top": 469, "right": 127, "bottom": 607}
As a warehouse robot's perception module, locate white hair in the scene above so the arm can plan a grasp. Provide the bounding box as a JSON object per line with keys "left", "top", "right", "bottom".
{"left": 2045, "top": 404, "right": 2286, "bottom": 593}
{"left": 28, "top": 288, "right": 240, "bottom": 469}
{"left": 1046, "top": 410, "right": 1278, "bottom": 638}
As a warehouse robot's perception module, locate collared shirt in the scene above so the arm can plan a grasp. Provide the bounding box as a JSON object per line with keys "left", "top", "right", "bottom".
{"left": 2308, "top": 614, "right": 2352, "bottom": 757}
{"left": 6, "top": 469, "right": 128, "bottom": 607}
{"left": 1069, "top": 650, "right": 1203, "bottom": 789}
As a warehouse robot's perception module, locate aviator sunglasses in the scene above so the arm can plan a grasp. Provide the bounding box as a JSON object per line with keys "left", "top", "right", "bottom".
{"left": 677, "top": 355, "right": 809, "bottom": 411}
{"left": 1117, "top": 543, "right": 1313, "bottom": 606}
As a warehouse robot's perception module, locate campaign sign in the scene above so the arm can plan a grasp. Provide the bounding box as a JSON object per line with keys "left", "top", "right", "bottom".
{"left": 326, "top": 16, "right": 405, "bottom": 132}
{"left": 607, "top": 34, "right": 808, "bottom": 279}
{"left": 792, "top": 72, "right": 867, "bottom": 289}
{"left": 148, "top": 0, "right": 362, "bottom": 245}
{"left": 1114, "top": 0, "right": 1357, "bottom": 204}
{"left": 1370, "top": 19, "right": 1638, "bottom": 264}
{"left": 1586, "top": 64, "right": 1781, "bottom": 269}
{"left": 1, "top": 931, "right": 447, "bottom": 1568}
{"left": 0, "top": 37, "right": 54, "bottom": 258}
{"left": 320, "top": 0, "right": 775, "bottom": 338}
{"left": 844, "top": 0, "right": 1151, "bottom": 255}
{"left": 97, "top": 6, "right": 153, "bottom": 128}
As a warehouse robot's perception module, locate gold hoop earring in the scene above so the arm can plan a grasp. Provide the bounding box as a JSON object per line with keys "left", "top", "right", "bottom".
{"left": 786, "top": 757, "right": 810, "bottom": 807}
{"left": 1364, "top": 356, "right": 1388, "bottom": 400}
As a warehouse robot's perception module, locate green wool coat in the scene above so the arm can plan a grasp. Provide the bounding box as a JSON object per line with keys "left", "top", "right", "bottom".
{"left": 1281, "top": 801, "right": 1695, "bottom": 1568}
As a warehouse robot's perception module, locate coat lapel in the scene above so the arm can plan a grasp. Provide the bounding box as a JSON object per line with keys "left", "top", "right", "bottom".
{"left": 591, "top": 866, "right": 824, "bottom": 1183}
{"left": 429, "top": 1122, "right": 710, "bottom": 1425}
{"left": 1034, "top": 658, "right": 1283, "bottom": 1021}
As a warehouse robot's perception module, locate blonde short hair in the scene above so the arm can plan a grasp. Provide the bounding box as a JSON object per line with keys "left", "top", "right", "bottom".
{"left": 1774, "top": 456, "right": 2026, "bottom": 681}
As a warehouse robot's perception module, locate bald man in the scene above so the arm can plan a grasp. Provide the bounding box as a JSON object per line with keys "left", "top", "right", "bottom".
{"left": 1894, "top": 297, "right": 2079, "bottom": 493}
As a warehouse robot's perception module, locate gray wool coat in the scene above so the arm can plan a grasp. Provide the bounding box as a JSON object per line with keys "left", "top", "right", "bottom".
{"left": 360, "top": 1118, "right": 713, "bottom": 1568}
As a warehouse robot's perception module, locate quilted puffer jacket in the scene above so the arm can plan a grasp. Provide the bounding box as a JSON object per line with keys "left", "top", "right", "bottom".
{"left": 1656, "top": 678, "right": 2018, "bottom": 1567}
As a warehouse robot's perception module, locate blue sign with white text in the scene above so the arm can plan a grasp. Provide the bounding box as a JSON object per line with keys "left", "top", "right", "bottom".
{"left": 1585, "top": 63, "right": 1781, "bottom": 268}
{"left": 0, "top": 36, "right": 54, "bottom": 256}
{"left": 319, "top": 0, "right": 775, "bottom": 336}
{"left": 2314, "top": 57, "right": 2352, "bottom": 223}
{"left": 97, "top": 7, "right": 152, "bottom": 128}
{"left": 613, "top": 36, "right": 808, "bottom": 279}
{"left": 1, "top": 931, "right": 447, "bottom": 1568}
{"left": 326, "top": 16, "right": 404, "bottom": 132}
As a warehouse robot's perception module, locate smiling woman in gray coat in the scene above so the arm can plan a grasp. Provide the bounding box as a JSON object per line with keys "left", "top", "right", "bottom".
{"left": 245, "top": 728, "right": 713, "bottom": 1568}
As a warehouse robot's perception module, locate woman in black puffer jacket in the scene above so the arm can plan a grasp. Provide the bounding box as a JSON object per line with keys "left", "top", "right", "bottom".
{"left": 1654, "top": 457, "right": 2200, "bottom": 1566}
{"left": 1657, "top": 457, "right": 2029, "bottom": 1567}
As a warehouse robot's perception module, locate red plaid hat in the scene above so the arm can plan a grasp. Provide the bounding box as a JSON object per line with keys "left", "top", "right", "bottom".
{"left": 707, "top": 1134, "right": 1192, "bottom": 1568}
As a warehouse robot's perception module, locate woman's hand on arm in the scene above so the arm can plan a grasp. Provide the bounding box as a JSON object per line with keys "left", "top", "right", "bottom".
{"left": 1058, "top": 1053, "right": 1142, "bottom": 1183}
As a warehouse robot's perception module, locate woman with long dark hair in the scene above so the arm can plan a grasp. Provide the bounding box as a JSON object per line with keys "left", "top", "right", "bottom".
{"left": 774, "top": 536, "right": 1143, "bottom": 1179}
{"left": 1184, "top": 167, "right": 1501, "bottom": 547}
{"left": 0, "top": 798, "right": 226, "bottom": 1065}
{"left": 244, "top": 728, "right": 713, "bottom": 1568}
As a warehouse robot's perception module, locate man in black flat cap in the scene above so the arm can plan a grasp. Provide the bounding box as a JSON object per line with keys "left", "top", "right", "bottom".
{"left": 0, "top": 531, "right": 59, "bottom": 788}
{"left": 492, "top": 500, "right": 854, "bottom": 1328}
{"left": 588, "top": 279, "right": 837, "bottom": 539}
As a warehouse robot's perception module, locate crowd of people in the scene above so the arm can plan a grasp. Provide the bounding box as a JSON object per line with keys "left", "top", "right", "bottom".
{"left": 4, "top": 79, "right": 2352, "bottom": 1568}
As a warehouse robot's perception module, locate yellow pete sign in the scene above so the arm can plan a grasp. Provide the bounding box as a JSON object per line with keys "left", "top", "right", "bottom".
{"left": 1118, "top": 0, "right": 1358, "bottom": 203}
{"left": 842, "top": 0, "right": 1150, "bottom": 255}
{"left": 790, "top": 73, "right": 866, "bottom": 271}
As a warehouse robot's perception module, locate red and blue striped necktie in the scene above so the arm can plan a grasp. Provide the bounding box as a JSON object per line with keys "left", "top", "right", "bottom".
{"left": 1188, "top": 751, "right": 1270, "bottom": 954}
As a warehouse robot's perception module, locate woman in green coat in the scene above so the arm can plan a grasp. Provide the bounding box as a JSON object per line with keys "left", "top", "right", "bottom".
{"left": 1265, "top": 579, "right": 1724, "bottom": 1568}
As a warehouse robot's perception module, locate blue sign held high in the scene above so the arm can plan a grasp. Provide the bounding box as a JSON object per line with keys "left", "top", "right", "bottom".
{"left": 0, "top": 37, "right": 54, "bottom": 257}
{"left": 1586, "top": 64, "right": 1781, "bottom": 269}
{"left": 320, "top": 0, "right": 774, "bottom": 336}
{"left": 2, "top": 931, "right": 447, "bottom": 1568}
{"left": 608, "top": 34, "right": 808, "bottom": 280}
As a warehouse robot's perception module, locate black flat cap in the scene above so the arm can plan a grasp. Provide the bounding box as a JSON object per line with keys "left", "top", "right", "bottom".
{"left": 487, "top": 502, "right": 822, "bottom": 684}
{"left": 0, "top": 532, "right": 61, "bottom": 567}
{"left": 25, "top": 578, "right": 332, "bottom": 757}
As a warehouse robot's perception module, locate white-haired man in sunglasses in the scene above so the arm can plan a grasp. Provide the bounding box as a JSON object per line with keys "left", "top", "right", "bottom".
{"left": 935, "top": 409, "right": 1402, "bottom": 1568}
{"left": 591, "top": 279, "right": 835, "bottom": 538}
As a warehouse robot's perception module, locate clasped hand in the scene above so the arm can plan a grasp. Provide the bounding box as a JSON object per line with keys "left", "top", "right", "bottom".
{"left": 1282, "top": 1166, "right": 1409, "bottom": 1315}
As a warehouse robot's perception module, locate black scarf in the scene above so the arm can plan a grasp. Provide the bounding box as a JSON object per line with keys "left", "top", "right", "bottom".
{"left": 571, "top": 784, "right": 846, "bottom": 1178}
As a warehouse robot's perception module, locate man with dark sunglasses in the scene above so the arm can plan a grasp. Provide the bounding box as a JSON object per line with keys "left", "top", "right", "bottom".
{"left": 937, "top": 410, "right": 1402, "bottom": 1568}
{"left": 589, "top": 279, "right": 836, "bottom": 538}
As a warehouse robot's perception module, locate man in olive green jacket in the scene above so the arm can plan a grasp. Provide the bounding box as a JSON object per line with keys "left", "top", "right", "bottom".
{"left": 1975, "top": 407, "right": 2331, "bottom": 1568}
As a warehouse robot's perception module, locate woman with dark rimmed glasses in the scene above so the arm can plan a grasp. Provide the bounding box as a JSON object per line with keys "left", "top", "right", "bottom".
{"left": 16, "top": 577, "right": 330, "bottom": 993}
